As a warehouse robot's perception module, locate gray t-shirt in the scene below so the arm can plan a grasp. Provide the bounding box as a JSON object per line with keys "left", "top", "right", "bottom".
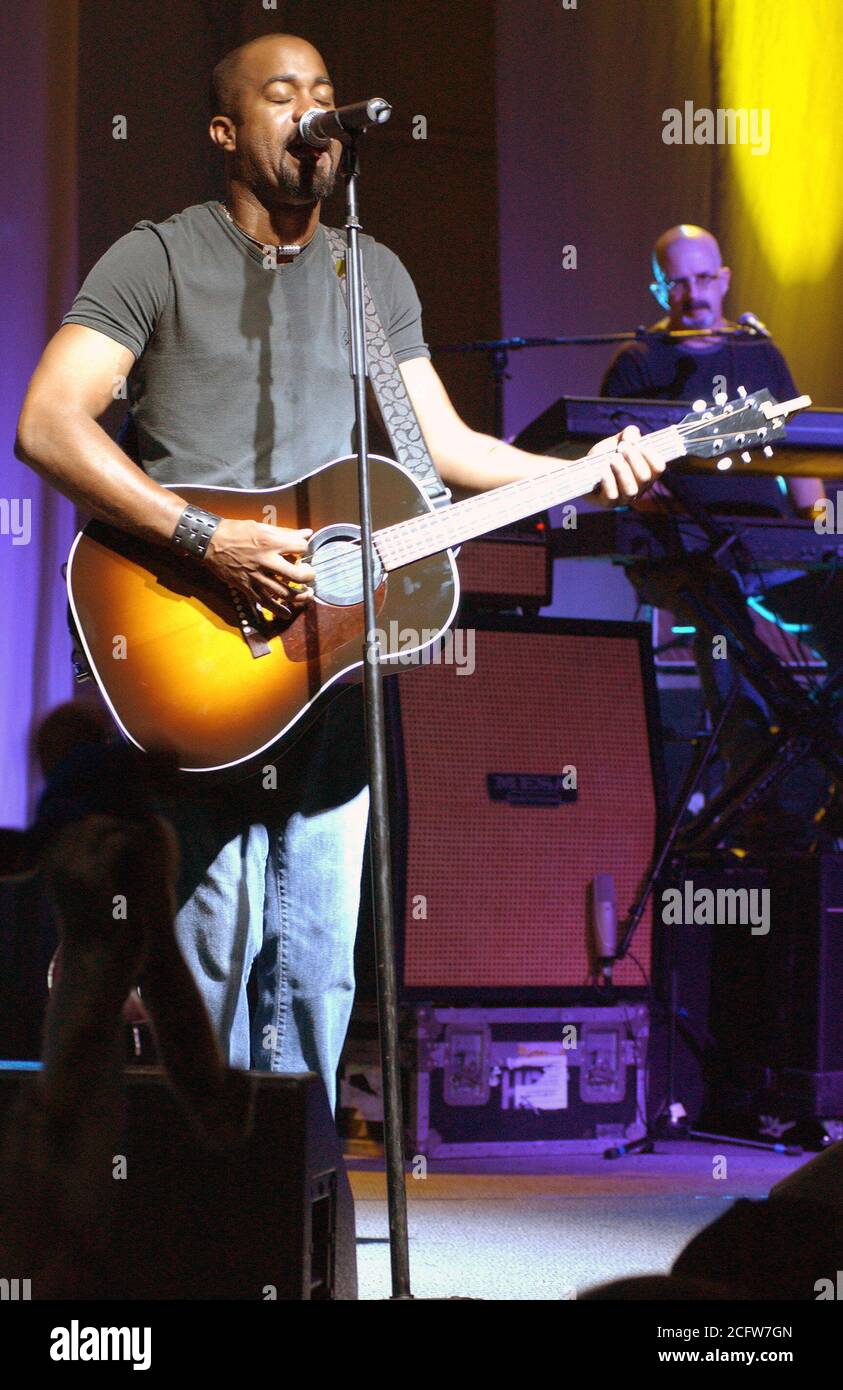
{"left": 62, "top": 200, "right": 431, "bottom": 488}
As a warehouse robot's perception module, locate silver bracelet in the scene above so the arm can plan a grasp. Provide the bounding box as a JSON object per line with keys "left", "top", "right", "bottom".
{"left": 170, "top": 504, "right": 222, "bottom": 560}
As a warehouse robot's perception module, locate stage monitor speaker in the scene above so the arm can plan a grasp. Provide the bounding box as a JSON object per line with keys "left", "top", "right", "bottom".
{"left": 387, "top": 614, "right": 665, "bottom": 996}
{"left": 0, "top": 1066, "right": 357, "bottom": 1300}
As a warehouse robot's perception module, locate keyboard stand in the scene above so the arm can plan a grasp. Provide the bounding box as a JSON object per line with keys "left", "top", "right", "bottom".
{"left": 635, "top": 475, "right": 843, "bottom": 846}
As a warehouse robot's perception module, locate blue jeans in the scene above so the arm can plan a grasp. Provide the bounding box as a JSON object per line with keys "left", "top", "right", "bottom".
{"left": 163, "top": 688, "right": 369, "bottom": 1111}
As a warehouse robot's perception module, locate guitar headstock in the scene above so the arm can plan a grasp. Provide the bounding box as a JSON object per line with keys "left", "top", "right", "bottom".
{"left": 678, "top": 388, "right": 812, "bottom": 469}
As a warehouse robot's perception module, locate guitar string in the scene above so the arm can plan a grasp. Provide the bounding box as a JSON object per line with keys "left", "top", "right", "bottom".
{"left": 301, "top": 429, "right": 769, "bottom": 595}
{"left": 307, "top": 401, "right": 783, "bottom": 586}
{"left": 370, "top": 412, "right": 779, "bottom": 560}
{"left": 299, "top": 408, "right": 779, "bottom": 592}
{"left": 303, "top": 430, "right": 679, "bottom": 588}
{"left": 302, "top": 437, "right": 763, "bottom": 593}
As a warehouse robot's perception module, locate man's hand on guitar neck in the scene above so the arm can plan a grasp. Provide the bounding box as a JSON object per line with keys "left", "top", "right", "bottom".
{"left": 396, "top": 358, "right": 666, "bottom": 500}
{"left": 586, "top": 425, "right": 667, "bottom": 507}
{"left": 203, "top": 519, "right": 316, "bottom": 617}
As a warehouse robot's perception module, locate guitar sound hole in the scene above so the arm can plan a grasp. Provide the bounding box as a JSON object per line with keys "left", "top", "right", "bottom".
{"left": 309, "top": 523, "right": 384, "bottom": 607}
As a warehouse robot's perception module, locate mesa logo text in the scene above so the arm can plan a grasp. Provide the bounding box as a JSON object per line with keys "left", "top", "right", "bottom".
{"left": 50, "top": 1320, "right": 151, "bottom": 1371}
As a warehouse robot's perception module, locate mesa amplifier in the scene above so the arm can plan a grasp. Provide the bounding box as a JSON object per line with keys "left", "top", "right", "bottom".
{"left": 386, "top": 614, "right": 665, "bottom": 996}
{"left": 457, "top": 532, "right": 551, "bottom": 610}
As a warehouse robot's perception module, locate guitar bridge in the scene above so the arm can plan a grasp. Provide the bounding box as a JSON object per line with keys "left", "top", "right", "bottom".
{"left": 228, "top": 586, "right": 272, "bottom": 659}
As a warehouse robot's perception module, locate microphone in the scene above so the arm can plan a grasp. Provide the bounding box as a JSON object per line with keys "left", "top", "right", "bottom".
{"left": 299, "top": 98, "right": 392, "bottom": 147}
{"left": 591, "top": 873, "right": 617, "bottom": 984}
{"left": 738, "top": 311, "right": 772, "bottom": 339}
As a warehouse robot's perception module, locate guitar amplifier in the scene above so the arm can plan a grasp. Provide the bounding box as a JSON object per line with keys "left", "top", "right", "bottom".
{"left": 457, "top": 530, "right": 551, "bottom": 610}
{"left": 378, "top": 614, "right": 666, "bottom": 997}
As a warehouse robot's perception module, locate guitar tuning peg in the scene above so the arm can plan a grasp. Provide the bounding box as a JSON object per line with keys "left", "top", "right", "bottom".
{"left": 716, "top": 456, "right": 733, "bottom": 471}
{"left": 763, "top": 445, "right": 774, "bottom": 457}
{"left": 692, "top": 398, "right": 707, "bottom": 412}
{"left": 741, "top": 451, "right": 752, "bottom": 463}
{"left": 737, "top": 385, "right": 747, "bottom": 398}
{"left": 714, "top": 392, "right": 728, "bottom": 406}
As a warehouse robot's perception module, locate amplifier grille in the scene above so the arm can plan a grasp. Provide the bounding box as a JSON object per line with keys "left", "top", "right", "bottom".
{"left": 457, "top": 538, "right": 549, "bottom": 604}
{"left": 396, "top": 628, "right": 656, "bottom": 988}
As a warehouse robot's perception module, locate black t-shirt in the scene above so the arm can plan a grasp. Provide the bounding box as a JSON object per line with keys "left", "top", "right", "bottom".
{"left": 62, "top": 200, "right": 431, "bottom": 489}
{"left": 601, "top": 334, "right": 799, "bottom": 512}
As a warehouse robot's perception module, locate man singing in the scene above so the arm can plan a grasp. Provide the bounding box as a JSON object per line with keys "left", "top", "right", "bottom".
{"left": 16, "top": 33, "right": 663, "bottom": 1107}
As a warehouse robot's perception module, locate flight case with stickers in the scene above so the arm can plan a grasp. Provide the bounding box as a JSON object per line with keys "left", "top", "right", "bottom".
{"left": 340, "top": 1004, "right": 649, "bottom": 1157}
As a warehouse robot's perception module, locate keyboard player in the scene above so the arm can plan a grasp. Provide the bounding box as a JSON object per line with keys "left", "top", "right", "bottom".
{"left": 601, "top": 223, "right": 840, "bottom": 846}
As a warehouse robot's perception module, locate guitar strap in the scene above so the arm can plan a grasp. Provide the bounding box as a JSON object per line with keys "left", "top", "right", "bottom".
{"left": 323, "top": 225, "right": 451, "bottom": 511}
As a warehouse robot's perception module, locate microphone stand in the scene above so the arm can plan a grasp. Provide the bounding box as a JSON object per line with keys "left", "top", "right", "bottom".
{"left": 340, "top": 134, "right": 413, "bottom": 1300}
{"left": 432, "top": 326, "right": 769, "bottom": 439}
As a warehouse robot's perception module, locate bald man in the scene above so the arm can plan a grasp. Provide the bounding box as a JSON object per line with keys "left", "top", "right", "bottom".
{"left": 16, "top": 33, "right": 663, "bottom": 1106}
{"left": 601, "top": 224, "right": 842, "bottom": 846}
{"left": 602, "top": 224, "right": 822, "bottom": 517}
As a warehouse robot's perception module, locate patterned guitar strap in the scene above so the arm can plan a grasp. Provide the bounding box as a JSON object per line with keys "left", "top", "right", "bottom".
{"left": 323, "top": 225, "right": 451, "bottom": 512}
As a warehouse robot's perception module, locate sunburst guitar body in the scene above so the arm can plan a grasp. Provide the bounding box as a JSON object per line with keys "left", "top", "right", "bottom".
{"left": 67, "top": 455, "right": 458, "bottom": 781}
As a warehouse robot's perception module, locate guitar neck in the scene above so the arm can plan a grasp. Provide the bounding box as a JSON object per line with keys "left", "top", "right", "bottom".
{"left": 373, "top": 426, "right": 685, "bottom": 571}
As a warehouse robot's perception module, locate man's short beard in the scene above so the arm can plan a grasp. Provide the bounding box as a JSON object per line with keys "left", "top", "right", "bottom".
{"left": 277, "top": 161, "right": 337, "bottom": 202}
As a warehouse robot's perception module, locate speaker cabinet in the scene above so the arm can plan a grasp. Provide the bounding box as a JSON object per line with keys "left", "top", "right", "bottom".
{"left": 0, "top": 1066, "right": 357, "bottom": 1300}
{"left": 770, "top": 855, "right": 843, "bottom": 1111}
{"left": 457, "top": 535, "right": 551, "bottom": 609}
{"left": 387, "top": 614, "right": 665, "bottom": 996}
{"left": 657, "top": 854, "right": 843, "bottom": 1126}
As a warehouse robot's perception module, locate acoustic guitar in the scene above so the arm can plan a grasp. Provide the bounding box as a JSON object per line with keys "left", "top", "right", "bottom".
{"left": 67, "top": 389, "right": 809, "bottom": 780}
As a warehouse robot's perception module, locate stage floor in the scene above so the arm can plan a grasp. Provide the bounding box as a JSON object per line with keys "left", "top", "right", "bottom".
{"left": 347, "top": 1141, "right": 808, "bottom": 1300}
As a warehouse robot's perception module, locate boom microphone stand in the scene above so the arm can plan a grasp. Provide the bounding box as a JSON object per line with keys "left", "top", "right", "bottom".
{"left": 339, "top": 130, "right": 413, "bottom": 1300}
{"left": 432, "top": 326, "right": 771, "bottom": 439}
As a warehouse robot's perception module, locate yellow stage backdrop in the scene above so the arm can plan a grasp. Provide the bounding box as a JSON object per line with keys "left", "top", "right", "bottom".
{"left": 711, "top": 0, "right": 843, "bottom": 404}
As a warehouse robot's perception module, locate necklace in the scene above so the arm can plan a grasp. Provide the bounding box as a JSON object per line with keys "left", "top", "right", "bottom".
{"left": 219, "top": 201, "right": 315, "bottom": 257}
